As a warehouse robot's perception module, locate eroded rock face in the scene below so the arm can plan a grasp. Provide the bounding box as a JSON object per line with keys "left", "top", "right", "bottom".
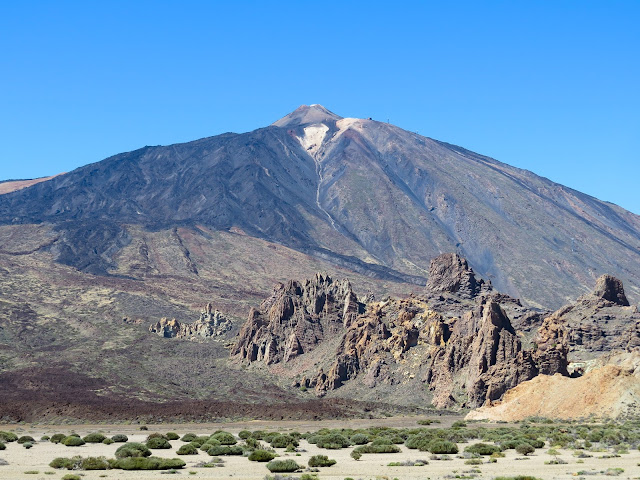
{"left": 546, "top": 275, "right": 640, "bottom": 360}
{"left": 425, "top": 253, "right": 492, "bottom": 298}
{"left": 591, "top": 274, "right": 630, "bottom": 306}
{"left": 232, "top": 257, "right": 572, "bottom": 408}
{"left": 230, "top": 273, "right": 364, "bottom": 365}
{"left": 149, "top": 303, "right": 232, "bottom": 340}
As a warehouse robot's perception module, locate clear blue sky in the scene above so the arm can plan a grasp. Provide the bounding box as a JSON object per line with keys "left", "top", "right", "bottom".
{"left": 1, "top": 1, "right": 639, "bottom": 213}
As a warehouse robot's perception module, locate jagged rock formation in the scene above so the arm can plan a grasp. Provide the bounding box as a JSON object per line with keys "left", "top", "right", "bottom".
{"left": 230, "top": 273, "right": 364, "bottom": 364}
{"left": 544, "top": 274, "right": 640, "bottom": 361}
{"left": 149, "top": 303, "right": 232, "bottom": 340}
{"left": 425, "top": 253, "right": 492, "bottom": 298}
{"left": 234, "top": 255, "right": 570, "bottom": 408}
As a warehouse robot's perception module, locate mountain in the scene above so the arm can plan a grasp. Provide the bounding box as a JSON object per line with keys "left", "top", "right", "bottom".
{"left": 1, "top": 104, "right": 639, "bottom": 308}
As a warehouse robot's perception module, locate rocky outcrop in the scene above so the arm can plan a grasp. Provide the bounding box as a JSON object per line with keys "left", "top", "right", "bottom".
{"left": 149, "top": 303, "right": 232, "bottom": 340}
{"left": 589, "top": 274, "right": 630, "bottom": 306}
{"left": 425, "top": 253, "right": 492, "bottom": 298}
{"left": 544, "top": 275, "right": 640, "bottom": 361}
{"left": 230, "top": 273, "right": 364, "bottom": 365}
{"left": 421, "top": 298, "right": 565, "bottom": 408}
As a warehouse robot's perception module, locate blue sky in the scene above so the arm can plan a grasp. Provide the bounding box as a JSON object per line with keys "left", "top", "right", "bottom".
{"left": 1, "top": 1, "right": 639, "bottom": 213}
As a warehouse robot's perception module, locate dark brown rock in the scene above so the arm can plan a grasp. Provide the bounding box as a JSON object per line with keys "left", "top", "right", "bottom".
{"left": 591, "top": 274, "right": 630, "bottom": 306}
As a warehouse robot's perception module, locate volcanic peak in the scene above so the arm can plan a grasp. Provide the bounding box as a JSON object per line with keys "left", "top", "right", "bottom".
{"left": 272, "top": 104, "right": 343, "bottom": 128}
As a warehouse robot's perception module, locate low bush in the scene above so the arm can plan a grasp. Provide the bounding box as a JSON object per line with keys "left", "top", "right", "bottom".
{"left": 211, "top": 432, "right": 236, "bottom": 445}
{"left": 0, "top": 442, "right": 4, "bottom": 450}
{"left": 23, "top": 442, "right": 33, "bottom": 449}
{"left": 207, "top": 445, "right": 243, "bottom": 456}
{"left": 181, "top": 433, "right": 197, "bottom": 442}
{"left": 83, "top": 433, "right": 106, "bottom": 443}
{"left": 62, "top": 436, "right": 85, "bottom": 447}
{"left": 238, "top": 430, "right": 252, "bottom": 439}
{"left": 248, "top": 449, "right": 276, "bottom": 462}
{"left": 353, "top": 444, "right": 401, "bottom": 454}
{"left": 516, "top": 443, "right": 535, "bottom": 456}
{"left": 350, "top": 433, "right": 370, "bottom": 445}
{"left": 50, "top": 434, "right": 66, "bottom": 444}
{"left": 62, "top": 475, "right": 81, "bottom": 480}
{"left": 0, "top": 432, "right": 18, "bottom": 443}
{"left": 147, "top": 433, "right": 168, "bottom": 440}
{"left": 266, "top": 459, "right": 302, "bottom": 473}
{"left": 428, "top": 440, "right": 459, "bottom": 454}
{"left": 464, "top": 443, "right": 502, "bottom": 456}
{"left": 270, "top": 434, "right": 299, "bottom": 449}
{"left": 109, "top": 456, "right": 186, "bottom": 470}
{"left": 40, "top": 435, "right": 50, "bottom": 441}
{"left": 166, "top": 432, "right": 180, "bottom": 441}
{"left": 351, "top": 450, "right": 362, "bottom": 460}
{"left": 18, "top": 435, "right": 35, "bottom": 444}
{"left": 115, "top": 442, "right": 152, "bottom": 458}
{"left": 308, "top": 455, "right": 336, "bottom": 467}
{"left": 147, "top": 437, "right": 172, "bottom": 449}
{"left": 111, "top": 434, "right": 128, "bottom": 443}
{"left": 50, "top": 457, "right": 83, "bottom": 470}
{"left": 313, "top": 433, "right": 350, "bottom": 449}
{"left": 80, "top": 456, "right": 110, "bottom": 470}
{"left": 177, "top": 444, "right": 199, "bottom": 455}
{"left": 103, "top": 438, "right": 114, "bottom": 445}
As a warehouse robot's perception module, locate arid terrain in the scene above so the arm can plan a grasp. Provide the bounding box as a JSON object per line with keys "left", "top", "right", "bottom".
{"left": 2, "top": 417, "right": 640, "bottom": 480}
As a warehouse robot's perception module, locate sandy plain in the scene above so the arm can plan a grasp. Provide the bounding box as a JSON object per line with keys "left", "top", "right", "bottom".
{"left": 1, "top": 418, "right": 640, "bottom": 480}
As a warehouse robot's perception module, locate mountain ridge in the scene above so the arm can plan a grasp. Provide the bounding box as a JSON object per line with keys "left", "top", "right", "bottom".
{"left": 1, "top": 104, "right": 639, "bottom": 308}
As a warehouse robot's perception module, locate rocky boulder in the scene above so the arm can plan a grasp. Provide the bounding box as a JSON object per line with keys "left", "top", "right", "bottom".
{"left": 425, "top": 253, "right": 492, "bottom": 298}
{"left": 149, "top": 303, "right": 232, "bottom": 340}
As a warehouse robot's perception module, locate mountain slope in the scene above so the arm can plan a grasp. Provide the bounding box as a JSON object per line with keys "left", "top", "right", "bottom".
{"left": 1, "top": 104, "right": 639, "bottom": 308}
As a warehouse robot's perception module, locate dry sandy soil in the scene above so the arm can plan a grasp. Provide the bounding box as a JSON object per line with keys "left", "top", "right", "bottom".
{"left": 0, "top": 417, "right": 640, "bottom": 480}
{"left": 1, "top": 418, "right": 639, "bottom": 480}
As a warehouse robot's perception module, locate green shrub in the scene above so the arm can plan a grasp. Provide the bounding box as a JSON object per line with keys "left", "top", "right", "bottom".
{"left": 147, "top": 437, "right": 172, "bottom": 449}
{"left": 166, "top": 432, "right": 180, "bottom": 441}
{"left": 200, "top": 439, "right": 221, "bottom": 451}
{"left": 23, "top": 442, "right": 33, "bottom": 449}
{"left": 308, "top": 454, "right": 336, "bottom": 467}
{"left": 207, "top": 445, "right": 243, "bottom": 456}
{"left": 266, "top": 459, "right": 302, "bottom": 473}
{"left": 146, "top": 432, "right": 168, "bottom": 440}
{"left": 516, "top": 443, "right": 535, "bottom": 456}
{"left": 313, "top": 433, "right": 350, "bottom": 449}
{"left": 269, "top": 434, "right": 299, "bottom": 448}
{"left": 353, "top": 444, "right": 401, "bottom": 454}
{"left": 452, "top": 421, "right": 467, "bottom": 429}
{"left": 50, "top": 434, "right": 66, "bottom": 444}
{"left": 465, "top": 458, "right": 483, "bottom": 465}
{"left": 18, "top": 435, "right": 35, "bottom": 444}
{"left": 0, "top": 431, "right": 18, "bottom": 442}
{"left": 350, "top": 433, "right": 370, "bottom": 445}
{"left": 115, "top": 442, "right": 152, "bottom": 458}
{"left": 181, "top": 433, "right": 196, "bottom": 442}
{"left": 139, "top": 426, "right": 149, "bottom": 431}
{"left": 83, "top": 433, "right": 106, "bottom": 443}
{"left": 62, "top": 436, "right": 85, "bottom": 447}
{"left": 238, "top": 430, "right": 252, "bottom": 439}
{"left": 80, "top": 456, "right": 110, "bottom": 470}
{"left": 350, "top": 450, "right": 362, "bottom": 460}
{"left": 50, "top": 457, "right": 82, "bottom": 470}
{"left": 177, "top": 443, "right": 199, "bottom": 455}
{"left": 211, "top": 432, "right": 236, "bottom": 445}
{"left": 248, "top": 449, "right": 276, "bottom": 462}
{"left": 41, "top": 435, "right": 50, "bottom": 441}
{"left": 428, "top": 440, "right": 459, "bottom": 454}
{"left": 464, "top": 443, "right": 502, "bottom": 455}
{"left": 109, "top": 456, "right": 186, "bottom": 470}
{"left": 111, "top": 434, "right": 128, "bottom": 443}
{"left": 0, "top": 442, "right": 4, "bottom": 450}
{"left": 62, "top": 475, "right": 81, "bottom": 480}
{"left": 102, "top": 438, "right": 114, "bottom": 445}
